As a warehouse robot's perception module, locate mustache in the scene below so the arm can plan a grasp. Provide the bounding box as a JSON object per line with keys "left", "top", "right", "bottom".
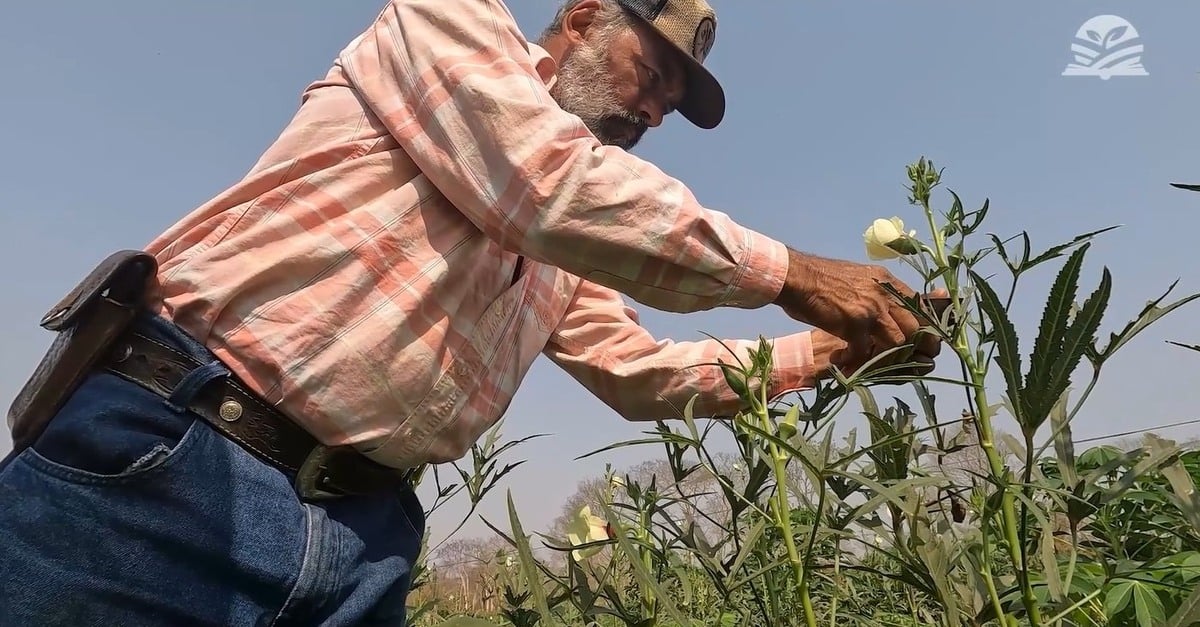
{"left": 597, "top": 109, "right": 647, "bottom": 146}
{"left": 608, "top": 109, "right": 644, "bottom": 130}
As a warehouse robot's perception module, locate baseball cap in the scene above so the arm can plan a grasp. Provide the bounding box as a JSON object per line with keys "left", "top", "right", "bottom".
{"left": 615, "top": 0, "right": 724, "bottom": 129}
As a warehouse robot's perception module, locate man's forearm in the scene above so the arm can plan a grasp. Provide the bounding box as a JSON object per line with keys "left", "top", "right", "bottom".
{"left": 544, "top": 280, "right": 817, "bottom": 421}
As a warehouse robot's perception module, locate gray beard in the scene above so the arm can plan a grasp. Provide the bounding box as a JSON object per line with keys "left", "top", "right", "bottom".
{"left": 553, "top": 41, "right": 647, "bottom": 150}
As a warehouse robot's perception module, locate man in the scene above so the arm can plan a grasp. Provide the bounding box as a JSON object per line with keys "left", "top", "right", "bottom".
{"left": 0, "top": 0, "right": 941, "bottom": 624}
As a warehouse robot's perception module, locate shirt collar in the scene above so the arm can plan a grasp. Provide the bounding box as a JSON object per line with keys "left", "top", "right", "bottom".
{"left": 528, "top": 42, "right": 558, "bottom": 90}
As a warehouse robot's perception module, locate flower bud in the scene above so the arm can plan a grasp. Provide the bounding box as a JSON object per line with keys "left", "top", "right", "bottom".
{"left": 778, "top": 404, "right": 800, "bottom": 440}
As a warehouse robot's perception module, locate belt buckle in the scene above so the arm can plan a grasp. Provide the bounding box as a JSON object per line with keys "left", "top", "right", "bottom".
{"left": 294, "top": 445, "right": 346, "bottom": 501}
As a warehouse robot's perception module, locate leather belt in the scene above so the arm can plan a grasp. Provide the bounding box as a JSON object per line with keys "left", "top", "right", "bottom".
{"left": 102, "top": 329, "right": 417, "bottom": 500}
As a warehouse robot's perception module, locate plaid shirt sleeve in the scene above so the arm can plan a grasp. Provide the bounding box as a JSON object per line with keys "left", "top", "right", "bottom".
{"left": 336, "top": 0, "right": 790, "bottom": 313}
{"left": 544, "top": 279, "right": 816, "bottom": 420}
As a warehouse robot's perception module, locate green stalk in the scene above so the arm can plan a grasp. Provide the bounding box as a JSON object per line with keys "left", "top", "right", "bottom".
{"left": 638, "top": 506, "right": 656, "bottom": 621}
{"left": 1064, "top": 542, "right": 1078, "bottom": 592}
{"left": 829, "top": 540, "right": 841, "bottom": 627}
{"left": 798, "top": 488, "right": 827, "bottom": 626}
{"left": 766, "top": 432, "right": 813, "bottom": 625}
{"left": 976, "top": 540, "right": 1008, "bottom": 627}
{"left": 918, "top": 192, "right": 1043, "bottom": 625}
{"left": 772, "top": 446, "right": 811, "bottom": 619}
{"left": 967, "top": 362, "right": 1044, "bottom": 625}
{"left": 754, "top": 372, "right": 817, "bottom": 627}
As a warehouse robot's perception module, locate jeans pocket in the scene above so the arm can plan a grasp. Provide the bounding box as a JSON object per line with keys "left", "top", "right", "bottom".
{"left": 21, "top": 372, "right": 204, "bottom": 485}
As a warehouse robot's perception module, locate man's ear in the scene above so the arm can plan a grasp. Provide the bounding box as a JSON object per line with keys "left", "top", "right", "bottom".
{"left": 562, "top": 0, "right": 603, "bottom": 45}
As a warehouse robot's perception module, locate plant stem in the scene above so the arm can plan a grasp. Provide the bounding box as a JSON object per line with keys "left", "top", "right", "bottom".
{"left": 927, "top": 219, "right": 1040, "bottom": 625}
{"left": 1064, "top": 540, "right": 1078, "bottom": 591}
{"left": 638, "top": 507, "right": 656, "bottom": 621}
{"left": 767, "top": 434, "right": 814, "bottom": 626}
{"left": 1019, "top": 428, "right": 1037, "bottom": 598}
{"left": 829, "top": 542, "right": 841, "bottom": 627}
{"left": 923, "top": 202, "right": 949, "bottom": 271}
{"left": 976, "top": 540, "right": 1008, "bottom": 627}
{"left": 918, "top": 177, "right": 1040, "bottom": 624}
{"left": 754, "top": 374, "right": 817, "bottom": 627}
{"left": 798, "top": 488, "right": 827, "bottom": 627}
{"left": 966, "top": 362, "right": 1044, "bottom": 626}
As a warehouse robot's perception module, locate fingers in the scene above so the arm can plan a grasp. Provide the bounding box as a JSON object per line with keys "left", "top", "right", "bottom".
{"left": 875, "top": 314, "right": 908, "bottom": 351}
{"left": 824, "top": 333, "right": 936, "bottom": 381}
{"left": 796, "top": 259, "right": 951, "bottom": 381}
{"left": 866, "top": 274, "right": 947, "bottom": 372}
{"left": 901, "top": 353, "right": 936, "bottom": 377}
{"left": 879, "top": 278, "right": 955, "bottom": 358}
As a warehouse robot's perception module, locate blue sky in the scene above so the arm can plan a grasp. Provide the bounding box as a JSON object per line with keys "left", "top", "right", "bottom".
{"left": 3, "top": 1, "right": 1200, "bottom": 547}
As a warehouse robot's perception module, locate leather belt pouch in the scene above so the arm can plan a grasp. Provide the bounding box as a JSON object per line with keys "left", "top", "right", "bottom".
{"left": 7, "top": 250, "right": 158, "bottom": 452}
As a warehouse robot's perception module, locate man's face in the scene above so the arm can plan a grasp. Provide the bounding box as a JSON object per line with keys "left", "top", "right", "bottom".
{"left": 552, "top": 11, "right": 687, "bottom": 150}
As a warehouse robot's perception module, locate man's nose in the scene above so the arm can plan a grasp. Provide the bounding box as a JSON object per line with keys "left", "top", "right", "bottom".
{"left": 639, "top": 100, "right": 665, "bottom": 128}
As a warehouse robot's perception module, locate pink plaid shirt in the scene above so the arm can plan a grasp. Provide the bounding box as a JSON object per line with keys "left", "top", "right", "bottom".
{"left": 144, "top": 0, "right": 815, "bottom": 469}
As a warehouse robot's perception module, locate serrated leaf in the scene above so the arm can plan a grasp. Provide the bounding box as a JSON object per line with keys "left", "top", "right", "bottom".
{"left": 1024, "top": 226, "right": 1120, "bottom": 273}
{"left": 724, "top": 518, "right": 767, "bottom": 576}
{"left": 1024, "top": 245, "right": 1088, "bottom": 419}
{"left": 1089, "top": 280, "right": 1200, "bottom": 366}
{"left": 1033, "top": 266, "right": 1111, "bottom": 432}
{"left": 964, "top": 198, "right": 990, "bottom": 234}
{"left": 971, "top": 270, "right": 1026, "bottom": 426}
{"left": 988, "top": 233, "right": 1019, "bottom": 273}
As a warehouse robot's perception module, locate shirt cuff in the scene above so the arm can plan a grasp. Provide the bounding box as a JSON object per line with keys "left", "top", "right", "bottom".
{"left": 766, "top": 331, "right": 816, "bottom": 402}
{"left": 724, "top": 230, "right": 790, "bottom": 309}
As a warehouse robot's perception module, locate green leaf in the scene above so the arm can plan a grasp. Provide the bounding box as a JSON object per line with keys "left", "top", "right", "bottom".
{"left": 1024, "top": 244, "right": 1088, "bottom": 420}
{"left": 1165, "top": 583, "right": 1200, "bottom": 627}
{"left": 1025, "top": 225, "right": 1120, "bottom": 269}
{"left": 1104, "top": 580, "right": 1134, "bottom": 618}
{"left": 594, "top": 499, "right": 693, "bottom": 627}
{"left": 1088, "top": 280, "right": 1200, "bottom": 366}
{"left": 722, "top": 518, "right": 767, "bottom": 577}
{"left": 434, "top": 619, "right": 505, "bottom": 627}
{"left": 1149, "top": 435, "right": 1200, "bottom": 534}
{"left": 971, "top": 270, "right": 1026, "bottom": 426}
{"left": 1034, "top": 266, "right": 1111, "bottom": 430}
{"left": 506, "top": 491, "right": 552, "bottom": 619}
{"left": 1039, "top": 520, "right": 1064, "bottom": 601}
{"left": 1049, "top": 389, "right": 1078, "bottom": 487}
{"left": 1132, "top": 581, "right": 1167, "bottom": 626}
{"left": 963, "top": 197, "right": 990, "bottom": 234}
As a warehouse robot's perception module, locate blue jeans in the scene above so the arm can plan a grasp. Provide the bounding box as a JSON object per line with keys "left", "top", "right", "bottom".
{"left": 0, "top": 314, "right": 426, "bottom": 626}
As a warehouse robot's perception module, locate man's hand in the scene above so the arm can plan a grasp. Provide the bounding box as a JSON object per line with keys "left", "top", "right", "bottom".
{"left": 775, "top": 248, "right": 944, "bottom": 365}
{"left": 809, "top": 328, "right": 937, "bottom": 382}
